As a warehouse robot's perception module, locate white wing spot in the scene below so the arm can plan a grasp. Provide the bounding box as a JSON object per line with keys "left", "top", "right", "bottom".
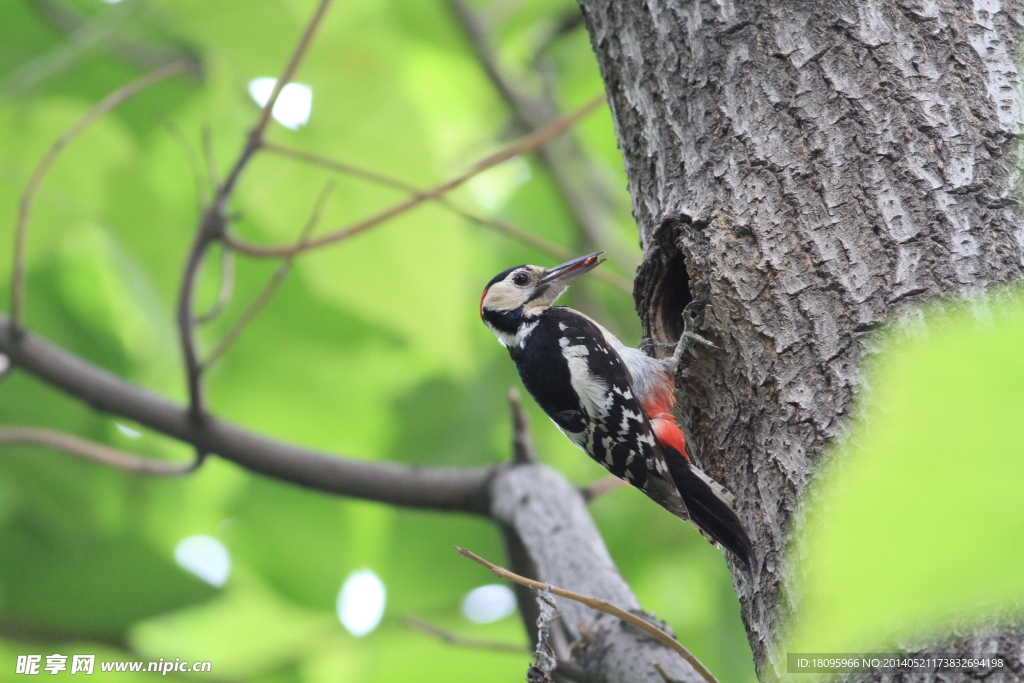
{"left": 561, "top": 343, "right": 608, "bottom": 417}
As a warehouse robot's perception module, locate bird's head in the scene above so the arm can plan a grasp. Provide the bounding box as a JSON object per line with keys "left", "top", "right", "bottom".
{"left": 480, "top": 251, "right": 605, "bottom": 345}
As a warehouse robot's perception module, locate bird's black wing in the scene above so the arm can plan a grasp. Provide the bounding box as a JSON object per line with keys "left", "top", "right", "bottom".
{"left": 514, "top": 308, "right": 664, "bottom": 489}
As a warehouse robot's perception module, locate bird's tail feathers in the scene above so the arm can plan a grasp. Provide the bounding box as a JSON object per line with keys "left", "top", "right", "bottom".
{"left": 663, "top": 448, "right": 755, "bottom": 572}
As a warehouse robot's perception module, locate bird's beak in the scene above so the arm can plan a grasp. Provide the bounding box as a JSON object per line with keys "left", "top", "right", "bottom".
{"left": 539, "top": 251, "right": 606, "bottom": 286}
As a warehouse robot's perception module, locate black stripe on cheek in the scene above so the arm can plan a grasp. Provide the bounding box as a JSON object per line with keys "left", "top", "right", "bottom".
{"left": 525, "top": 284, "right": 550, "bottom": 303}
{"left": 482, "top": 307, "right": 522, "bottom": 336}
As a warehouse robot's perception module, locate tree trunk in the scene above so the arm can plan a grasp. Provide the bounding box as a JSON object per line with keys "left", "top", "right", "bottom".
{"left": 576, "top": 0, "right": 1024, "bottom": 678}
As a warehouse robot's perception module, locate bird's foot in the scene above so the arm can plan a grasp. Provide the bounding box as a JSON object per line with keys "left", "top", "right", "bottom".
{"left": 671, "top": 301, "right": 721, "bottom": 365}
{"left": 641, "top": 338, "right": 680, "bottom": 353}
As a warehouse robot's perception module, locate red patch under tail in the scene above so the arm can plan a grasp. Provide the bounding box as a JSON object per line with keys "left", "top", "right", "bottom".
{"left": 642, "top": 383, "right": 689, "bottom": 462}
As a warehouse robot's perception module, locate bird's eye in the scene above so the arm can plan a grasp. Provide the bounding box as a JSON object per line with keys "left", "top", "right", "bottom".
{"left": 512, "top": 272, "right": 530, "bottom": 286}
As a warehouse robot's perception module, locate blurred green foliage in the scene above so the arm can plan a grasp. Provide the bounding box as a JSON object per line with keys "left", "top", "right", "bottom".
{"left": 790, "top": 294, "right": 1024, "bottom": 657}
{"left": 0, "top": 0, "right": 754, "bottom": 681}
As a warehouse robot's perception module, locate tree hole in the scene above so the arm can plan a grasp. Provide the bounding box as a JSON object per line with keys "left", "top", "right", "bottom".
{"left": 635, "top": 238, "right": 694, "bottom": 345}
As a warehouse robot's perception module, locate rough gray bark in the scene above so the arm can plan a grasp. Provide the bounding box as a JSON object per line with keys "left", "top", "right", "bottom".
{"left": 576, "top": 0, "right": 1024, "bottom": 678}
{"left": 492, "top": 463, "right": 703, "bottom": 683}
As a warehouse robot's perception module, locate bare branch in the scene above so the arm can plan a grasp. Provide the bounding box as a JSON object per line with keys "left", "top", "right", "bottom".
{"left": 530, "top": 11, "right": 584, "bottom": 70}
{"left": 446, "top": 0, "right": 630, "bottom": 267}
{"left": 175, "top": 0, "right": 333, "bottom": 419}
{"left": 223, "top": 94, "right": 606, "bottom": 257}
{"left": 446, "top": 0, "right": 547, "bottom": 130}
{"left": 455, "top": 547, "right": 721, "bottom": 683}
{"left": 218, "top": 0, "right": 333, "bottom": 202}
{"left": 263, "top": 142, "right": 412, "bottom": 193}
{"left": 403, "top": 616, "right": 528, "bottom": 654}
{"left": 10, "top": 59, "right": 191, "bottom": 332}
{"left": 0, "top": 313, "right": 493, "bottom": 512}
{"left": 202, "top": 184, "right": 333, "bottom": 369}
{"left": 508, "top": 388, "right": 535, "bottom": 465}
{"left": 0, "top": 426, "right": 199, "bottom": 475}
{"left": 581, "top": 476, "right": 626, "bottom": 503}
{"left": 158, "top": 116, "right": 210, "bottom": 210}
{"left": 201, "top": 126, "right": 220, "bottom": 192}
{"left": 446, "top": 0, "right": 632, "bottom": 332}
{"left": 194, "top": 246, "right": 235, "bottom": 325}
{"left": 261, "top": 142, "right": 634, "bottom": 294}
{"left": 2, "top": 0, "right": 491, "bottom": 513}
{"left": 25, "top": 0, "right": 201, "bottom": 76}
{"left": 248, "top": 3, "right": 332, "bottom": 149}
{"left": 175, "top": 229, "right": 213, "bottom": 418}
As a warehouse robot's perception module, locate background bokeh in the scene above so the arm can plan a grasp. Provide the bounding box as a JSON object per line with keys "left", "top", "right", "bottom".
{"left": 0, "top": 1, "right": 756, "bottom": 681}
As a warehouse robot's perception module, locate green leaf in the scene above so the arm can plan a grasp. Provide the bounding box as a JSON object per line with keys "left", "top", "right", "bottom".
{"left": 790, "top": 294, "right": 1024, "bottom": 654}
{"left": 0, "top": 523, "right": 215, "bottom": 642}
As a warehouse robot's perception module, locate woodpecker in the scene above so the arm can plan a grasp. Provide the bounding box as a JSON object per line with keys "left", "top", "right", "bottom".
{"left": 480, "top": 251, "right": 754, "bottom": 571}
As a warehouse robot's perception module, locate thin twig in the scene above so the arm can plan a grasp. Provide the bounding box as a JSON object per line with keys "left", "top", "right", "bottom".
{"left": 175, "top": 0, "right": 333, "bottom": 418}
{"left": 447, "top": 0, "right": 633, "bottom": 334}
{"left": 3, "top": 1, "right": 139, "bottom": 102}
{"left": 263, "top": 141, "right": 572, "bottom": 254}
{"left": 0, "top": 426, "right": 199, "bottom": 475}
{"left": 581, "top": 476, "right": 627, "bottom": 503}
{"left": 195, "top": 246, "right": 235, "bottom": 324}
{"left": 0, "top": 312, "right": 494, "bottom": 512}
{"left": 447, "top": 0, "right": 546, "bottom": 130}
{"left": 10, "top": 59, "right": 191, "bottom": 331}
{"left": 176, "top": 230, "right": 214, "bottom": 418}
{"left": 201, "top": 126, "right": 220, "bottom": 194}
{"left": 530, "top": 11, "right": 584, "bottom": 70}
{"left": 403, "top": 616, "right": 528, "bottom": 654}
{"left": 446, "top": 0, "right": 625, "bottom": 262}
{"left": 263, "top": 142, "right": 413, "bottom": 193}
{"left": 220, "top": 0, "right": 333, "bottom": 201}
{"left": 202, "top": 184, "right": 333, "bottom": 370}
{"left": 261, "top": 142, "right": 633, "bottom": 294}
{"left": 455, "top": 547, "right": 721, "bottom": 683}
{"left": 508, "top": 388, "right": 535, "bottom": 464}
{"left": 223, "top": 94, "right": 606, "bottom": 257}
{"left": 158, "top": 115, "right": 209, "bottom": 210}
{"left": 25, "top": 0, "right": 201, "bottom": 77}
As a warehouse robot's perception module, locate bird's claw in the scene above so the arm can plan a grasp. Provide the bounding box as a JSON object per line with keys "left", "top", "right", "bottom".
{"left": 672, "top": 301, "right": 721, "bottom": 363}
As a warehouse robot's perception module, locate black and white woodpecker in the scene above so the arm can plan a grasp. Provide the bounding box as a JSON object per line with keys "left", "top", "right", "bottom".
{"left": 480, "top": 252, "right": 754, "bottom": 571}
